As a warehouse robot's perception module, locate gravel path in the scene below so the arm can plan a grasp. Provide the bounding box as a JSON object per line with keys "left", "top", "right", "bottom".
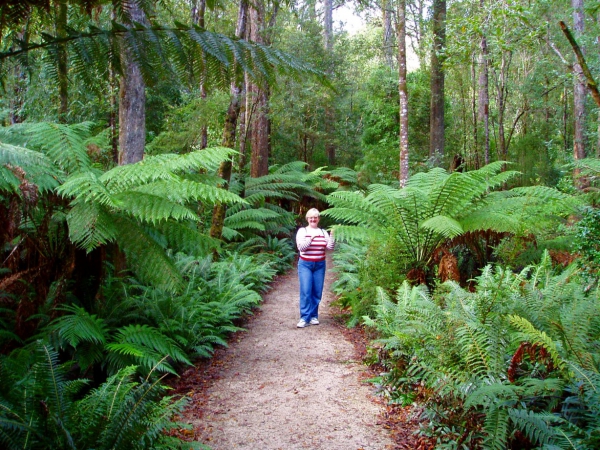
{"left": 182, "top": 255, "right": 395, "bottom": 449}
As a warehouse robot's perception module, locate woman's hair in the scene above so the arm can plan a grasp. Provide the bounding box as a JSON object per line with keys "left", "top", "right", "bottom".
{"left": 305, "top": 208, "right": 320, "bottom": 219}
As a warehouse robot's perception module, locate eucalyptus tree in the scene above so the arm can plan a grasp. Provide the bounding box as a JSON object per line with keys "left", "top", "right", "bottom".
{"left": 429, "top": 0, "right": 446, "bottom": 166}
{"left": 397, "top": 0, "right": 409, "bottom": 186}
{"left": 572, "top": 0, "right": 587, "bottom": 183}
{"left": 478, "top": 0, "right": 490, "bottom": 167}
{"left": 118, "top": 1, "right": 149, "bottom": 165}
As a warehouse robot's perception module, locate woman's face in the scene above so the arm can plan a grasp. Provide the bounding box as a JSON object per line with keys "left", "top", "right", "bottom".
{"left": 306, "top": 214, "right": 319, "bottom": 228}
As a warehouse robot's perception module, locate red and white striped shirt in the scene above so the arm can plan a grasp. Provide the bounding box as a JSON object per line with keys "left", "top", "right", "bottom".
{"left": 296, "top": 227, "right": 334, "bottom": 261}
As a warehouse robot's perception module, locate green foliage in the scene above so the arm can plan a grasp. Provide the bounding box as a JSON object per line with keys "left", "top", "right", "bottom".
{"left": 357, "top": 67, "right": 433, "bottom": 183}
{"left": 1, "top": 17, "right": 326, "bottom": 94}
{"left": 573, "top": 207, "right": 600, "bottom": 277}
{"left": 363, "top": 253, "right": 600, "bottom": 448}
{"left": 325, "top": 163, "right": 574, "bottom": 285}
{"left": 0, "top": 341, "right": 198, "bottom": 450}
{"left": 222, "top": 162, "right": 352, "bottom": 243}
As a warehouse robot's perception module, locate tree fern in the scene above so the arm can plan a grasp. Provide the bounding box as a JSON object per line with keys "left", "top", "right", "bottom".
{"left": 1, "top": 20, "right": 327, "bottom": 93}
{"left": 324, "top": 164, "right": 575, "bottom": 275}
{"left": 0, "top": 140, "right": 62, "bottom": 194}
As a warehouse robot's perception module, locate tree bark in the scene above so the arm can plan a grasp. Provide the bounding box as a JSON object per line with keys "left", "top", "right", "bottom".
{"left": 118, "top": 2, "right": 147, "bottom": 165}
{"left": 109, "top": 6, "right": 118, "bottom": 163}
{"left": 382, "top": 0, "right": 395, "bottom": 69}
{"left": 471, "top": 53, "right": 480, "bottom": 169}
{"left": 192, "top": 0, "right": 208, "bottom": 149}
{"left": 494, "top": 52, "right": 511, "bottom": 160}
{"left": 478, "top": 0, "right": 490, "bottom": 166}
{"left": 572, "top": 0, "right": 586, "bottom": 167}
{"left": 397, "top": 0, "right": 409, "bottom": 187}
{"left": 209, "top": 0, "right": 248, "bottom": 240}
{"left": 324, "top": 0, "right": 335, "bottom": 166}
{"left": 429, "top": 0, "right": 446, "bottom": 166}
{"left": 248, "top": 0, "right": 275, "bottom": 178}
{"left": 324, "top": 0, "right": 333, "bottom": 51}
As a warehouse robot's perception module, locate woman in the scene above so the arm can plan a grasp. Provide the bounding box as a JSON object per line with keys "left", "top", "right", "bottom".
{"left": 295, "top": 208, "right": 335, "bottom": 328}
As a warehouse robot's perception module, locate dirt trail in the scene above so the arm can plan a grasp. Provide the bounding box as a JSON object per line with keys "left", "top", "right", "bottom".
{"left": 179, "top": 255, "right": 395, "bottom": 449}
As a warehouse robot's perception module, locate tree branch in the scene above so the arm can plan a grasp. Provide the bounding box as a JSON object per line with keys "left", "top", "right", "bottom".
{"left": 559, "top": 20, "right": 600, "bottom": 108}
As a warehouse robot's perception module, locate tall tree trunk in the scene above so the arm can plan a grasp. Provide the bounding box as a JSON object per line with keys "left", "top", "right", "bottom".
{"left": 478, "top": 0, "right": 490, "bottom": 166}
{"left": 118, "top": 2, "right": 147, "bottom": 165}
{"left": 572, "top": 0, "right": 586, "bottom": 171}
{"left": 192, "top": 0, "right": 208, "bottom": 149}
{"left": 9, "top": 29, "right": 26, "bottom": 125}
{"left": 248, "top": 0, "right": 275, "bottom": 178}
{"left": 238, "top": 83, "right": 248, "bottom": 170}
{"left": 597, "top": 11, "right": 600, "bottom": 157}
{"left": 56, "top": 0, "right": 68, "bottom": 123}
{"left": 324, "top": 0, "right": 333, "bottom": 51}
{"left": 109, "top": 7, "right": 118, "bottom": 163}
{"left": 471, "top": 52, "right": 480, "bottom": 169}
{"left": 382, "top": 0, "right": 395, "bottom": 69}
{"left": 397, "top": 0, "right": 409, "bottom": 187}
{"left": 209, "top": 0, "right": 248, "bottom": 240}
{"left": 324, "top": 0, "right": 335, "bottom": 166}
{"left": 429, "top": 0, "right": 446, "bottom": 166}
{"left": 494, "top": 51, "right": 511, "bottom": 160}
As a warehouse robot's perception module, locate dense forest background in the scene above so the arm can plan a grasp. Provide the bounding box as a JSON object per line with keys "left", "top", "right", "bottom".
{"left": 1, "top": 0, "right": 600, "bottom": 449}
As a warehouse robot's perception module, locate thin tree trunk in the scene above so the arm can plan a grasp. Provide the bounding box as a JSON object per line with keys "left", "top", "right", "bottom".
{"left": 598, "top": 11, "right": 600, "bottom": 157}
{"left": 496, "top": 52, "right": 512, "bottom": 161}
{"left": 429, "top": 0, "right": 446, "bottom": 166}
{"left": 324, "top": 0, "right": 335, "bottom": 166}
{"left": 572, "top": 0, "right": 586, "bottom": 188}
{"left": 471, "top": 52, "right": 480, "bottom": 169}
{"left": 478, "top": 0, "right": 489, "bottom": 166}
{"left": 397, "top": 0, "right": 409, "bottom": 187}
{"left": 382, "top": 0, "right": 395, "bottom": 69}
{"left": 572, "top": 0, "right": 586, "bottom": 167}
{"left": 248, "top": 0, "right": 274, "bottom": 178}
{"left": 192, "top": 0, "right": 208, "bottom": 149}
{"left": 109, "top": 6, "right": 118, "bottom": 163}
{"left": 209, "top": 0, "right": 248, "bottom": 240}
{"left": 238, "top": 83, "right": 248, "bottom": 170}
{"left": 324, "top": 0, "right": 332, "bottom": 51}
{"left": 564, "top": 84, "right": 569, "bottom": 154}
{"left": 118, "top": 2, "right": 147, "bottom": 165}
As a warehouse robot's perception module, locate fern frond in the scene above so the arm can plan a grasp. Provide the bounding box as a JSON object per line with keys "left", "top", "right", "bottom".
{"left": 48, "top": 305, "right": 108, "bottom": 348}
{"left": 24, "top": 122, "right": 93, "bottom": 174}
{"left": 114, "top": 191, "right": 198, "bottom": 224}
{"left": 483, "top": 406, "right": 509, "bottom": 450}
{"left": 508, "top": 409, "right": 563, "bottom": 447}
{"left": 106, "top": 324, "right": 191, "bottom": 375}
{"left": 113, "top": 216, "right": 183, "bottom": 292}
{"left": 0, "top": 142, "right": 62, "bottom": 193}
{"left": 65, "top": 201, "right": 118, "bottom": 252}
{"left": 509, "top": 315, "right": 566, "bottom": 372}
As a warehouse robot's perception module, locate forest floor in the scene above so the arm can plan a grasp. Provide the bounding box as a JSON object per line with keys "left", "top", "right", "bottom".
{"left": 171, "top": 254, "right": 431, "bottom": 449}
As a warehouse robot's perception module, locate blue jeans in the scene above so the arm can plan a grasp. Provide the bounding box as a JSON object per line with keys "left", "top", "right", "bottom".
{"left": 298, "top": 259, "right": 326, "bottom": 321}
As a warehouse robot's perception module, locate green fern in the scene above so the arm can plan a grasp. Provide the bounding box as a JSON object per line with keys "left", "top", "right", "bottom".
{"left": 324, "top": 164, "right": 575, "bottom": 274}
{"left": 509, "top": 315, "right": 567, "bottom": 372}
{"left": 105, "top": 324, "right": 191, "bottom": 375}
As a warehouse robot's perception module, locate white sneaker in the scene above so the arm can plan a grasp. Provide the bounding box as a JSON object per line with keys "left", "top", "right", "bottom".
{"left": 297, "top": 319, "right": 308, "bottom": 328}
{"left": 309, "top": 318, "right": 320, "bottom": 325}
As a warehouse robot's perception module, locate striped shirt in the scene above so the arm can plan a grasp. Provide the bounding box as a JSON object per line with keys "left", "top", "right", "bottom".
{"left": 296, "top": 227, "right": 335, "bottom": 262}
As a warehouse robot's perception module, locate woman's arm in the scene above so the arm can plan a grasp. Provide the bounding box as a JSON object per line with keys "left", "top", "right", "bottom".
{"left": 323, "top": 229, "right": 335, "bottom": 250}
{"left": 296, "top": 227, "right": 312, "bottom": 252}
